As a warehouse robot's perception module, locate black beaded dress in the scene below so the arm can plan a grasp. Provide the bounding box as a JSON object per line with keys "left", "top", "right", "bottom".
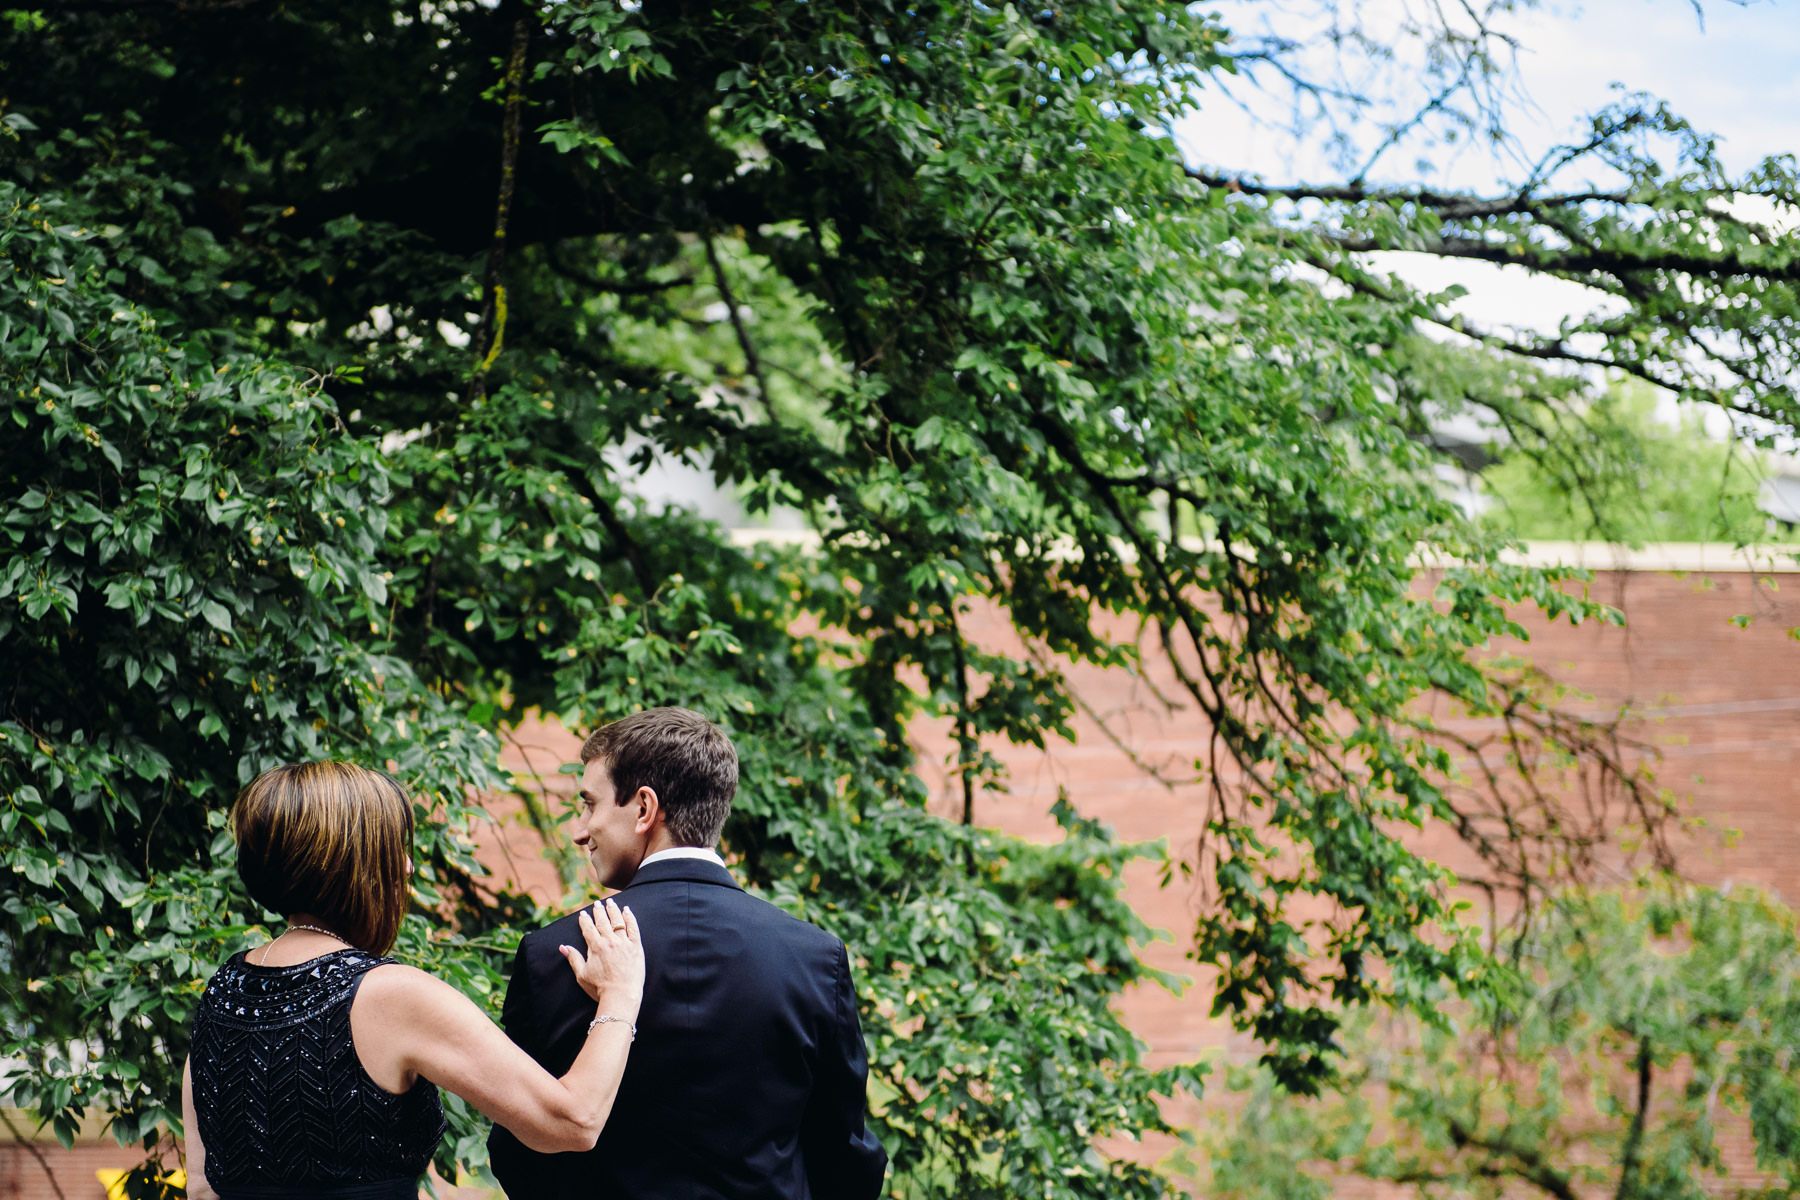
{"left": 189, "top": 948, "right": 447, "bottom": 1200}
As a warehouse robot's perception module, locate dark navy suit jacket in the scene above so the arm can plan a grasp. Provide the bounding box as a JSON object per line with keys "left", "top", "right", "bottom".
{"left": 487, "top": 857, "right": 887, "bottom": 1200}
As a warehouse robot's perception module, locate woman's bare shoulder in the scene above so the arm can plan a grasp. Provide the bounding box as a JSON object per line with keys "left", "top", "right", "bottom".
{"left": 354, "top": 961, "right": 467, "bottom": 1015}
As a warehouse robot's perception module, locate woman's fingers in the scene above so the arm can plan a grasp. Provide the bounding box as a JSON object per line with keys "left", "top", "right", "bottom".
{"left": 577, "top": 903, "right": 606, "bottom": 954}
{"left": 565, "top": 903, "right": 614, "bottom": 999}
{"left": 554, "top": 897, "right": 643, "bottom": 1007}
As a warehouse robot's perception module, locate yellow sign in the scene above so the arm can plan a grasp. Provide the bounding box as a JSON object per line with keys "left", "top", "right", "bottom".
{"left": 96, "top": 1167, "right": 187, "bottom": 1199}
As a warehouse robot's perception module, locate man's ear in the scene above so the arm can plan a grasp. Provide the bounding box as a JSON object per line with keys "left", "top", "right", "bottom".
{"left": 633, "top": 786, "right": 662, "bottom": 835}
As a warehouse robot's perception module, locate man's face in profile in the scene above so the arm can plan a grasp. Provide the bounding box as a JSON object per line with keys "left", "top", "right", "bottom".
{"left": 572, "top": 757, "right": 644, "bottom": 890}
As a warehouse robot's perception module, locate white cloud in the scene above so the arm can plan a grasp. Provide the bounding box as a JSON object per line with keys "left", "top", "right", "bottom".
{"left": 1176, "top": 0, "right": 1799, "bottom": 186}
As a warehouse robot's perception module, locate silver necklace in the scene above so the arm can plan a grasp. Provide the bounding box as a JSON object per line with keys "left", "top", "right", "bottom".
{"left": 254, "top": 921, "right": 347, "bottom": 965}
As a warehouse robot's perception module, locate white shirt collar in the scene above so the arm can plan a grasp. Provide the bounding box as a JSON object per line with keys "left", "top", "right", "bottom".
{"left": 639, "top": 845, "right": 726, "bottom": 870}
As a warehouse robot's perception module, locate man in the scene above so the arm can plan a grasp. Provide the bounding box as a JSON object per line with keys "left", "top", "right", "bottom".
{"left": 488, "top": 706, "right": 887, "bottom": 1200}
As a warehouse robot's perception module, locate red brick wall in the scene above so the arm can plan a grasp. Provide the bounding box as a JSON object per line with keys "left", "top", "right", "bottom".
{"left": 0, "top": 1115, "right": 146, "bottom": 1200}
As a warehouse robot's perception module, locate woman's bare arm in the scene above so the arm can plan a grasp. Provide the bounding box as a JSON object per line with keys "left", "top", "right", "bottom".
{"left": 350, "top": 899, "right": 644, "bottom": 1154}
{"left": 181, "top": 1058, "right": 220, "bottom": 1200}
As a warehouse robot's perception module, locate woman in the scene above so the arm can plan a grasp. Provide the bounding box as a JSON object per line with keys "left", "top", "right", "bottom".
{"left": 182, "top": 762, "right": 643, "bottom": 1200}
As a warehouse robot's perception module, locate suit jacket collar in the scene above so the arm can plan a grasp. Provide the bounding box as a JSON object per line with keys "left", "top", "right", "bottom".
{"left": 617, "top": 856, "right": 742, "bottom": 892}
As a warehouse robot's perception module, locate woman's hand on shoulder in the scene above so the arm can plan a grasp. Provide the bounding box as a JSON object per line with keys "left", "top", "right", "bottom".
{"left": 560, "top": 898, "right": 644, "bottom": 1019}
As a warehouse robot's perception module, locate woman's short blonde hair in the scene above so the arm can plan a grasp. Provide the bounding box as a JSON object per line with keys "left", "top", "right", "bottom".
{"left": 231, "top": 762, "right": 413, "bottom": 955}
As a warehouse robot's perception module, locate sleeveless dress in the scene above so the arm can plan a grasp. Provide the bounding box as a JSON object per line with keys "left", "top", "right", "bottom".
{"left": 189, "top": 948, "right": 447, "bottom": 1199}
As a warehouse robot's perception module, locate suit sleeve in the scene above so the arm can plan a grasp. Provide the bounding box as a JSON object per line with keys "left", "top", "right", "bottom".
{"left": 485, "top": 936, "right": 538, "bottom": 1195}
{"left": 800, "top": 938, "right": 888, "bottom": 1200}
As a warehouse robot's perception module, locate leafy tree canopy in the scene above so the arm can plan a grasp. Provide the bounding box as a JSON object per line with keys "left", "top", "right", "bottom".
{"left": 2, "top": 1, "right": 1795, "bottom": 1196}
{"left": 1189, "top": 886, "right": 1800, "bottom": 1200}
{"left": 1479, "top": 380, "right": 1790, "bottom": 546}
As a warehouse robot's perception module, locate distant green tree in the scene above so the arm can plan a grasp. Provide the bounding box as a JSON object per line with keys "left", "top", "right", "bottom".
{"left": 1480, "top": 381, "right": 1785, "bottom": 545}
{"left": 1185, "top": 886, "right": 1800, "bottom": 1200}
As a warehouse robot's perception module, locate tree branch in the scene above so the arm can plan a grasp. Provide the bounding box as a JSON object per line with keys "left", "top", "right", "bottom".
{"left": 1445, "top": 1117, "right": 1580, "bottom": 1200}
{"left": 468, "top": 16, "right": 531, "bottom": 404}
{"left": 1310, "top": 253, "right": 1778, "bottom": 422}
{"left": 1616, "top": 1036, "right": 1654, "bottom": 1200}
{"left": 702, "top": 229, "right": 777, "bottom": 415}
{"left": 1325, "top": 233, "right": 1800, "bottom": 285}
{"left": 944, "top": 595, "right": 978, "bottom": 829}
{"left": 1188, "top": 169, "right": 1631, "bottom": 220}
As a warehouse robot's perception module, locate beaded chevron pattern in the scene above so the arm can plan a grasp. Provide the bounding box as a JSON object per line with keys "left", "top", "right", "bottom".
{"left": 189, "top": 948, "right": 446, "bottom": 1187}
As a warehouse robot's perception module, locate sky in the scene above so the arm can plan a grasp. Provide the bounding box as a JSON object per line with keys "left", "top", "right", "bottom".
{"left": 1176, "top": 0, "right": 1799, "bottom": 188}
{"left": 1169, "top": 0, "right": 1798, "bottom": 367}
{"left": 1507, "top": 0, "right": 1800, "bottom": 178}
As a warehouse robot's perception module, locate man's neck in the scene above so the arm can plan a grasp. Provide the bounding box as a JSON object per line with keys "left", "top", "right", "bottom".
{"left": 639, "top": 844, "right": 725, "bottom": 870}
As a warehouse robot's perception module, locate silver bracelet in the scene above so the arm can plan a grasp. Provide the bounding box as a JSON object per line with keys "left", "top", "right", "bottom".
{"left": 588, "top": 1014, "right": 636, "bottom": 1041}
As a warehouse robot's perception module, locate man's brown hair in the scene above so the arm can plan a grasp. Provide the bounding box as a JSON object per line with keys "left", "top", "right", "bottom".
{"left": 580, "top": 707, "right": 738, "bottom": 848}
{"left": 231, "top": 761, "right": 413, "bottom": 954}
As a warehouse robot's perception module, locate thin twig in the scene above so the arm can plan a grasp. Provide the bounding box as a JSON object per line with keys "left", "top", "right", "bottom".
{"left": 702, "top": 229, "right": 776, "bottom": 416}
{"left": 0, "top": 1108, "right": 69, "bottom": 1200}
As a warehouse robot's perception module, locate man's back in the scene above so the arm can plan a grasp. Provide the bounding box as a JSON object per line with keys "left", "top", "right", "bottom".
{"left": 487, "top": 857, "right": 887, "bottom": 1200}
